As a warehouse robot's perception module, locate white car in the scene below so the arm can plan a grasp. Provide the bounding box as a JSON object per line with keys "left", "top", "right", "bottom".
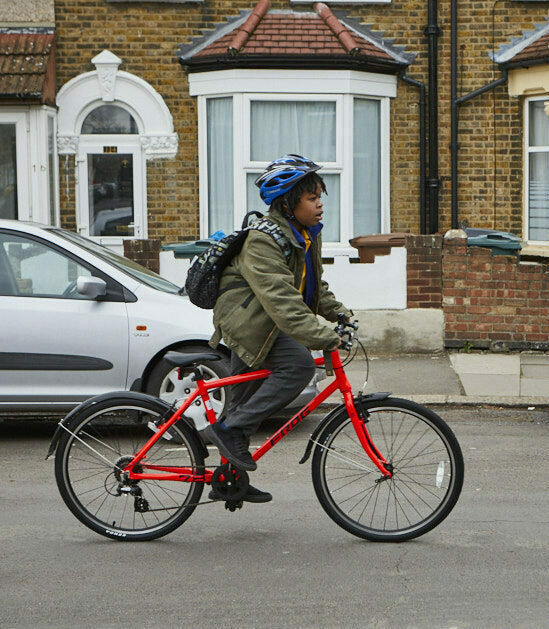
{"left": 0, "top": 220, "right": 320, "bottom": 416}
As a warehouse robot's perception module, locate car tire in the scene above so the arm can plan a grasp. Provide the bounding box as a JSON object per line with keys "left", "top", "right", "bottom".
{"left": 145, "top": 345, "right": 232, "bottom": 423}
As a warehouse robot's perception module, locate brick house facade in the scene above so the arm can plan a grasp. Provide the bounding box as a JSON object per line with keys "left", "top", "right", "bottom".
{"left": 3, "top": 0, "right": 549, "bottom": 350}
{"left": 34, "top": 0, "right": 549, "bottom": 249}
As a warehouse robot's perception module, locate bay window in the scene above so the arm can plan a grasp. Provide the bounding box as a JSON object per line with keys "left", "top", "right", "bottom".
{"left": 194, "top": 69, "right": 393, "bottom": 250}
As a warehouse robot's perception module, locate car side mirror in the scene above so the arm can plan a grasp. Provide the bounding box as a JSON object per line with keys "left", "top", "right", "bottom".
{"left": 76, "top": 276, "right": 107, "bottom": 299}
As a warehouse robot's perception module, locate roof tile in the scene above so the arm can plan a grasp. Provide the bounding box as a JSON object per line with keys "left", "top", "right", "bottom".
{"left": 0, "top": 32, "right": 55, "bottom": 102}
{"left": 183, "top": 7, "right": 411, "bottom": 68}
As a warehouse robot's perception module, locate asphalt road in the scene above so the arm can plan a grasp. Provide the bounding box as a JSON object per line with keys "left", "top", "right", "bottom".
{"left": 1, "top": 407, "right": 549, "bottom": 629}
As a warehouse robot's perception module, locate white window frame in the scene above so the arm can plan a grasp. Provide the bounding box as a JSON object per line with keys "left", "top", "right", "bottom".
{"left": 524, "top": 95, "right": 549, "bottom": 245}
{"left": 193, "top": 69, "right": 394, "bottom": 254}
{"left": 0, "top": 106, "right": 59, "bottom": 225}
{"left": 47, "top": 112, "right": 61, "bottom": 226}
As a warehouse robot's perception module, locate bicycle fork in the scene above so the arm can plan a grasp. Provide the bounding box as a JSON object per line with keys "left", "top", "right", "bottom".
{"left": 342, "top": 391, "right": 392, "bottom": 479}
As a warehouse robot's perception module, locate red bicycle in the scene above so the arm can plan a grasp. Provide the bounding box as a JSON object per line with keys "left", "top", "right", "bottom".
{"left": 48, "top": 318, "right": 464, "bottom": 542}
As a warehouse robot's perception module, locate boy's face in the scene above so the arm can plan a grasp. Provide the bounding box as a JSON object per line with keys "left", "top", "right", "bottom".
{"left": 291, "top": 183, "right": 324, "bottom": 228}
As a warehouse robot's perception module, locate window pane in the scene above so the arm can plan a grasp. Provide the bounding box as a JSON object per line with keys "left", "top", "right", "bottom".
{"left": 88, "top": 154, "right": 134, "bottom": 237}
{"left": 320, "top": 174, "right": 340, "bottom": 242}
{"left": 0, "top": 233, "right": 92, "bottom": 298}
{"left": 81, "top": 105, "right": 138, "bottom": 134}
{"left": 529, "top": 101, "right": 549, "bottom": 147}
{"left": 48, "top": 116, "right": 56, "bottom": 225}
{"left": 246, "top": 172, "right": 340, "bottom": 242}
{"left": 251, "top": 101, "right": 336, "bottom": 162}
{"left": 529, "top": 152, "right": 549, "bottom": 241}
{"left": 0, "top": 124, "right": 18, "bottom": 219}
{"left": 353, "top": 99, "right": 381, "bottom": 235}
{"left": 207, "top": 97, "right": 234, "bottom": 235}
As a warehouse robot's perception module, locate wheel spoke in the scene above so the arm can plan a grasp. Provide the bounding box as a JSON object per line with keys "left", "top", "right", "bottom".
{"left": 56, "top": 401, "right": 204, "bottom": 540}
{"left": 313, "top": 401, "right": 463, "bottom": 541}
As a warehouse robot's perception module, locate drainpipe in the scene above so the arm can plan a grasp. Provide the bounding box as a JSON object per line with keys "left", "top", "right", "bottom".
{"left": 400, "top": 72, "right": 427, "bottom": 234}
{"left": 450, "top": 0, "right": 508, "bottom": 229}
{"left": 426, "top": 0, "right": 441, "bottom": 233}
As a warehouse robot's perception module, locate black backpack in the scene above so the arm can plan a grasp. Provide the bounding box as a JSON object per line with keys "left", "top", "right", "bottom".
{"left": 184, "top": 211, "right": 292, "bottom": 309}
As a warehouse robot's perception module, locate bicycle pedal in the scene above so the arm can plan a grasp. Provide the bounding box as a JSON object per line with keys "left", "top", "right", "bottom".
{"left": 224, "top": 500, "right": 243, "bottom": 512}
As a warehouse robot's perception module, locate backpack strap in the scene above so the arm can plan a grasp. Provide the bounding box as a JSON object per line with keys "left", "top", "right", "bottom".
{"left": 218, "top": 280, "right": 249, "bottom": 297}
{"left": 250, "top": 218, "right": 292, "bottom": 262}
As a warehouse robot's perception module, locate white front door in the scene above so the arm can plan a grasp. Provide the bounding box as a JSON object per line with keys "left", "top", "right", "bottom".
{"left": 0, "top": 229, "right": 129, "bottom": 408}
{"left": 77, "top": 139, "right": 145, "bottom": 243}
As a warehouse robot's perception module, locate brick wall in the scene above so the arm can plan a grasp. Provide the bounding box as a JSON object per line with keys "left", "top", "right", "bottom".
{"left": 55, "top": 1, "right": 549, "bottom": 241}
{"left": 123, "top": 239, "right": 161, "bottom": 274}
{"left": 405, "top": 235, "right": 549, "bottom": 351}
{"left": 443, "top": 239, "right": 549, "bottom": 350}
{"left": 406, "top": 235, "right": 443, "bottom": 309}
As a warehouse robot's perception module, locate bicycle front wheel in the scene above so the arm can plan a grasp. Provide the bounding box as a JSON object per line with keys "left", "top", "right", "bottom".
{"left": 54, "top": 396, "right": 205, "bottom": 541}
{"left": 312, "top": 397, "right": 464, "bottom": 542}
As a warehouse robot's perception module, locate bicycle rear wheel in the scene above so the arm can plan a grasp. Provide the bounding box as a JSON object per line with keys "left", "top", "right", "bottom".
{"left": 55, "top": 396, "right": 205, "bottom": 541}
{"left": 312, "top": 397, "right": 464, "bottom": 542}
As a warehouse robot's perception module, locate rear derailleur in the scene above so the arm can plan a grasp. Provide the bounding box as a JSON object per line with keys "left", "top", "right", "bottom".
{"left": 210, "top": 463, "right": 249, "bottom": 512}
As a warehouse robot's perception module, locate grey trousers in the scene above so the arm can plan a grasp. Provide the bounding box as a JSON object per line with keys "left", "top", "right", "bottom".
{"left": 222, "top": 332, "right": 316, "bottom": 438}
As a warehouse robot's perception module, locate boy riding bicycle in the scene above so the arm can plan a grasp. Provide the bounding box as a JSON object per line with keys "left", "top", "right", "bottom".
{"left": 206, "top": 155, "right": 352, "bottom": 501}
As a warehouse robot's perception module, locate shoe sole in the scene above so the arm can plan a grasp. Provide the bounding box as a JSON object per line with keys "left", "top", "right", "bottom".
{"left": 208, "top": 490, "right": 272, "bottom": 503}
{"left": 203, "top": 425, "right": 257, "bottom": 471}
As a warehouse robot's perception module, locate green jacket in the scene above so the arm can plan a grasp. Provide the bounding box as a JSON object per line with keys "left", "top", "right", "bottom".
{"left": 209, "top": 208, "right": 352, "bottom": 368}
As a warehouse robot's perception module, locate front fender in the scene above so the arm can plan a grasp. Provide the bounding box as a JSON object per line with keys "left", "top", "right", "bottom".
{"left": 45, "top": 391, "right": 172, "bottom": 460}
{"left": 298, "top": 392, "right": 391, "bottom": 465}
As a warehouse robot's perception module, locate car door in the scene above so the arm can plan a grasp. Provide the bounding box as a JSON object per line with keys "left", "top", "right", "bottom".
{"left": 0, "top": 229, "right": 129, "bottom": 409}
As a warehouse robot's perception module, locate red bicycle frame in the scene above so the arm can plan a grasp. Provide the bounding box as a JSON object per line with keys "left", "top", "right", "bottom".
{"left": 125, "top": 350, "right": 391, "bottom": 483}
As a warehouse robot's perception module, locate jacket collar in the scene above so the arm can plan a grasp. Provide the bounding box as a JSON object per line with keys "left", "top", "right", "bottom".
{"left": 287, "top": 220, "right": 323, "bottom": 246}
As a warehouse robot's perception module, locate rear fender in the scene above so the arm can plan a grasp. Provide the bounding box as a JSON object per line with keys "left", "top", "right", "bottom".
{"left": 45, "top": 391, "right": 204, "bottom": 460}
{"left": 298, "top": 392, "right": 391, "bottom": 464}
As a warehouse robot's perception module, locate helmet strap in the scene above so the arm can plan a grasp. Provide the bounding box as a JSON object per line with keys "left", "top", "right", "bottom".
{"left": 282, "top": 196, "right": 301, "bottom": 226}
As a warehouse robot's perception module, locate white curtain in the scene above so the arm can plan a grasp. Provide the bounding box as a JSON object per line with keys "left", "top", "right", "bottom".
{"left": 251, "top": 101, "right": 336, "bottom": 162}
{"left": 529, "top": 152, "right": 549, "bottom": 241}
{"left": 528, "top": 101, "right": 549, "bottom": 241}
{"left": 247, "top": 171, "right": 340, "bottom": 242}
{"left": 207, "top": 97, "right": 233, "bottom": 235}
{"left": 529, "top": 100, "right": 549, "bottom": 147}
{"left": 249, "top": 101, "right": 339, "bottom": 241}
{"left": 353, "top": 98, "right": 380, "bottom": 235}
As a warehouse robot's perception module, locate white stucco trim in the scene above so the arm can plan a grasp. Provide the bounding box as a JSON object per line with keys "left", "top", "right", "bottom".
{"left": 188, "top": 69, "right": 397, "bottom": 98}
{"left": 56, "top": 51, "right": 178, "bottom": 159}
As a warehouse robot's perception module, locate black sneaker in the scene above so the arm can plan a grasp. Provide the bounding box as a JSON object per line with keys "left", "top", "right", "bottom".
{"left": 209, "top": 484, "right": 272, "bottom": 503}
{"left": 203, "top": 423, "right": 257, "bottom": 471}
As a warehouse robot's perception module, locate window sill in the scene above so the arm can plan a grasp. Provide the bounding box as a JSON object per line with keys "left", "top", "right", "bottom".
{"left": 521, "top": 243, "right": 549, "bottom": 258}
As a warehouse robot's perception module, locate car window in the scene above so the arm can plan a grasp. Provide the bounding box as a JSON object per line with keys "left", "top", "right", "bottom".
{"left": 48, "top": 228, "right": 180, "bottom": 294}
{"left": 0, "top": 233, "right": 93, "bottom": 299}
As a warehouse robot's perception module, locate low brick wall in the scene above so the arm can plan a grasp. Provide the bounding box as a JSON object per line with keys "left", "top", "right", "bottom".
{"left": 404, "top": 235, "right": 549, "bottom": 351}
{"left": 406, "top": 235, "right": 443, "bottom": 309}
{"left": 123, "top": 239, "right": 161, "bottom": 274}
{"left": 443, "top": 238, "right": 549, "bottom": 351}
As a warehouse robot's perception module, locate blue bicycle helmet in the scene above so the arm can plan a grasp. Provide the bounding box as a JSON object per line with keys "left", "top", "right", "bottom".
{"left": 254, "top": 154, "right": 322, "bottom": 205}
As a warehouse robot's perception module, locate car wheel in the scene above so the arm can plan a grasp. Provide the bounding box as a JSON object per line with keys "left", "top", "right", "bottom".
{"left": 146, "top": 345, "right": 232, "bottom": 421}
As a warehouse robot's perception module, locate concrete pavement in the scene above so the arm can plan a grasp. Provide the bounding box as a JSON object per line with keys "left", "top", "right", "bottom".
{"left": 325, "top": 350, "right": 549, "bottom": 406}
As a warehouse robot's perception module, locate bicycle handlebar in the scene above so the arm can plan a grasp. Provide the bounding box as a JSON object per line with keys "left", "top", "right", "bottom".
{"left": 334, "top": 313, "right": 359, "bottom": 351}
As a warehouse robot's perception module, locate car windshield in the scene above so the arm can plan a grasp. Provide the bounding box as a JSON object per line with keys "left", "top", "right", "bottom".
{"left": 48, "top": 228, "right": 181, "bottom": 294}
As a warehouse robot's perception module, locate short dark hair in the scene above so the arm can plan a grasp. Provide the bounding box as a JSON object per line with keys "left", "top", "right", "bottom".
{"left": 269, "top": 172, "right": 327, "bottom": 214}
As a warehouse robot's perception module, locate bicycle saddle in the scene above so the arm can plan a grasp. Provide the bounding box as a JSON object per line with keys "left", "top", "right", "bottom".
{"left": 163, "top": 351, "right": 221, "bottom": 368}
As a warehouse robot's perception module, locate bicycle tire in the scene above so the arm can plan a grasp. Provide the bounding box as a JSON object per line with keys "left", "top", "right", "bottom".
{"left": 55, "top": 396, "right": 205, "bottom": 541}
{"left": 311, "top": 397, "right": 464, "bottom": 542}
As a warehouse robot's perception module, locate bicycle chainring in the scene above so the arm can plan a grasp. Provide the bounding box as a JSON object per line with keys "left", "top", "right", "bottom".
{"left": 210, "top": 464, "right": 249, "bottom": 502}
